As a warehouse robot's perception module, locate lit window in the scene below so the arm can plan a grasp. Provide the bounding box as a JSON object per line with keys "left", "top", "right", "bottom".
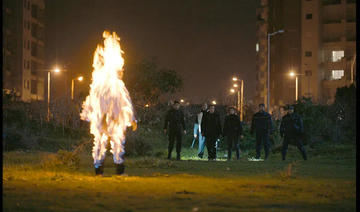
{"left": 256, "top": 43, "right": 259, "bottom": 52}
{"left": 332, "top": 70, "right": 344, "bottom": 80}
{"left": 332, "top": 50, "right": 344, "bottom": 62}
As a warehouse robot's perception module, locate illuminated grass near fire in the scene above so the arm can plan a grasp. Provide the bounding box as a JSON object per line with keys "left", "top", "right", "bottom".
{"left": 3, "top": 150, "right": 355, "bottom": 212}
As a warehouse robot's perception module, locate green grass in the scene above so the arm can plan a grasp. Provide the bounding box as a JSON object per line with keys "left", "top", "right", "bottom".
{"left": 3, "top": 145, "right": 356, "bottom": 212}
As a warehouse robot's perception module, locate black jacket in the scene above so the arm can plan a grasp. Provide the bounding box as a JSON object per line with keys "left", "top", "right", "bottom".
{"left": 194, "top": 109, "right": 209, "bottom": 124}
{"left": 201, "top": 112, "right": 222, "bottom": 138}
{"left": 223, "top": 114, "right": 242, "bottom": 137}
{"left": 163, "top": 108, "right": 186, "bottom": 133}
{"left": 280, "top": 113, "right": 303, "bottom": 137}
{"left": 250, "top": 110, "right": 273, "bottom": 134}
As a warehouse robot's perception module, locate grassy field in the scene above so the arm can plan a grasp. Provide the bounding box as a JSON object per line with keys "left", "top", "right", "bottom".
{"left": 3, "top": 145, "right": 356, "bottom": 212}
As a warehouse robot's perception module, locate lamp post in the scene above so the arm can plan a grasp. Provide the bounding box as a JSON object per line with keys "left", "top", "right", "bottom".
{"left": 71, "top": 76, "right": 83, "bottom": 100}
{"left": 47, "top": 67, "right": 61, "bottom": 121}
{"left": 232, "top": 77, "right": 244, "bottom": 121}
{"left": 289, "top": 71, "right": 304, "bottom": 102}
{"left": 267, "top": 29, "right": 284, "bottom": 112}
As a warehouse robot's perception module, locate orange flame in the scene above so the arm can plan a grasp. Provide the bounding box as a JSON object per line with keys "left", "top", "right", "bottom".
{"left": 80, "top": 31, "right": 136, "bottom": 165}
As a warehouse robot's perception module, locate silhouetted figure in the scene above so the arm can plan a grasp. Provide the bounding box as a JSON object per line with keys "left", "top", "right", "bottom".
{"left": 250, "top": 103, "right": 273, "bottom": 159}
{"left": 223, "top": 107, "right": 243, "bottom": 160}
{"left": 163, "top": 101, "right": 186, "bottom": 160}
{"left": 280, "top": 106, "right": 307, "bottom": 160}
{"left": 201, "top": 104, "right": 222, "bottom": 161}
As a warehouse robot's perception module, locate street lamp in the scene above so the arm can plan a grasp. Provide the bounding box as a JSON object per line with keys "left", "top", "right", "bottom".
{"left": 267, "top": 29, "right": 284, "bottom": 112}
{"left": 47, "top": 67, "right": 61, "bottom": 121}
{"left": 232, "top": 77, "right": 244, "bottom": 121}
{"left": 71, "top": 76, "right": 84, "bottom": 100}
{"left": 289, "top": 71, "right": 304, "bottom": 102}
{"left": 212, "top": 100, "right": 217, "bottom": 105}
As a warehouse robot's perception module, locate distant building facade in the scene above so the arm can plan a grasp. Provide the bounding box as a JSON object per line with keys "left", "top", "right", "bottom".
{"left": 254, "top": 0, "right": 356, "bottom": 110}
{"left": 3, "top": 0, "right": 45, "bottom": 102}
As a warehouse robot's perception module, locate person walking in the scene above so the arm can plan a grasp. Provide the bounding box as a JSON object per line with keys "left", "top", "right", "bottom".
{"left": 193, "top": 102, "right": 208, "bottom": 158}
{"left": 163, "top": 101, "right": 186, "bottom": 160}
{"left": 280, "top": 105, "right": 307, "bottom": 160}
{"left": 223, "top": 106, "right": 243, "bottom": 160}
{"left": 250, "top": 103, "right": 273, "bottom": 160}
{"left": 201, "top": 104, "right": 222, "bottom": 161}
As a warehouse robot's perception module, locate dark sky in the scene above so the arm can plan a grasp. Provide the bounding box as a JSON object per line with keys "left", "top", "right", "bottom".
{"left": 45, "top": 0, "right": 258, "bottom": 104}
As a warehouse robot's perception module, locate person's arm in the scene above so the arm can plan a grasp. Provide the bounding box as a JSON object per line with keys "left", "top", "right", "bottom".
{"left": 279, "top": 117, "right": 285, "bottom": 137}
{"left": 181, "top": 111, "right": 186, "bottom": 134}
{"left": 201, "top": 114, "right": 207, "bottom": 136}
{"left": 238, "top": 116, "right": 243, "bottom": 136}
{"left": 163, "top": 111, "right": 169, "bottom": 133}
{"left": 250, "top": 114, "right": 255, "bottom": 135}
{"left": 268, "top": 114, "right": 274, "bottom": 134}
{"left": 217, "top": 114, "right": 222, "bottom": 137}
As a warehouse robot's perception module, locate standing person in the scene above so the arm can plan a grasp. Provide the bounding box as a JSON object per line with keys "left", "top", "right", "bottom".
{"left": 193, "top": 102, "right": 209, "bottom": 158}
{"left": 163, "top": 101, "right": 186, "bottom": 160}
{"left": 201, "top": 104, "right": 222, "bottom": 161}
{"left": 223, "top": 107, "right": 243, "bottom": 160}
{"left": 250, "top": 103, "right": 273, "bottom": 160}
{"left": 280, "top": 106, "right": 307, "bottom": 160}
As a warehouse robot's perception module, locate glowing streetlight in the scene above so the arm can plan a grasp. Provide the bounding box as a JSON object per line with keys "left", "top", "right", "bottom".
{"left": 231, "top": 77, "right": 244, "bottom": 121}
{"left": 180, "top": 99, "right": 184, "bottom": 103}
{"left": 46, "top": 68, "right": 61, "bottom": 120}
{"left": 230, "top": 88, "right": 235, "bottom": 93}
{"left": 71, "top": 75, "right": 84, "bottom": 100}
{"left": 212, "top": 100, "right": 217, "bottom": 105}
{"left": 145, "top": 104, "right": 149, "bottom": 107}
{"left": 289, "top": 71, "right": 298, "bottom": 101}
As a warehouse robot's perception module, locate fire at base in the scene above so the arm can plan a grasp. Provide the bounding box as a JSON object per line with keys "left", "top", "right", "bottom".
{"left": 80, "top": 31, "right": 136, "bottom": 175}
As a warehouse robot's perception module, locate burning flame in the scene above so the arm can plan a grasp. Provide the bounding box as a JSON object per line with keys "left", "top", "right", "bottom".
{"left": 80, "top": 31, "right": 136, "bottom": 166}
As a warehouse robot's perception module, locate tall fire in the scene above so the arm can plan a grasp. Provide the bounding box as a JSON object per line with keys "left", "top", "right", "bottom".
{"left": 80, "top": 31, "right": 137, "bottom": 176}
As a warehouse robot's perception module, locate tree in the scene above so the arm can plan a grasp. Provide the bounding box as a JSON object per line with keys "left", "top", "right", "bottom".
{"left": 124, "top": 59, "right": 183, "bottom": 105}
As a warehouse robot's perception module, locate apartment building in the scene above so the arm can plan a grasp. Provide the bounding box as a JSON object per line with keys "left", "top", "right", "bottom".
{"left": 254, "top": 0, "right": 356, "bottom": 110}
{"left": 3, "top": 0, "right": 45, "bottom": 102}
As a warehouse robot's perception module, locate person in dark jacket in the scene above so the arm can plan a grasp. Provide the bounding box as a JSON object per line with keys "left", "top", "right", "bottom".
{"left": 223, "top": 107, "right": 243, "bottom": 160}
{"left": 193, "top": 102, "right": 209, "bottom": 158}
{"left": 280, "top": 106, "right": 307, "bottom": 160}
{"left": 163, "top": 101, "right": 187, "bottom": 160}
{"left": 250, "top": 103, "right": 273, "bottom": 159}
{"left": 201, "top": 104, "right": 222, "bottom": 161}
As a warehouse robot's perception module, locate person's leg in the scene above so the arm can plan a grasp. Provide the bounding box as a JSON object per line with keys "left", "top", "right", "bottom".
{"left": 264, "top": 133, "right": 270, "bottom": 159}
{"left": 207, "top": 137, "right": 215, "bottom": 160}
{"left": 234, "top": 135, "right": 240, "bottom": 159}
{"left": 168, "top": 132, "right": 175, "bottom": 159}
{"left": 281, "top": 136, "right": 290, "bottom": 160}
{"left": 93, "top": 133, "right": 109, "bottom": 175}
{"left": 255, "top": 133, "right": 262, "bottom": 159}
{"left": 295, "top": 137, "right": 307, "bottom": 160}
{"left": 226, "top": 135, "right": 233, "bottom": 161}
{"left": 175, "top": 132, "right": 182, "bottom": 160}
{"left": 198, "top": 134, "right": 206, "bottom": 158}
{"left": 110, "top": 135, "right": 126, "bottom": 175}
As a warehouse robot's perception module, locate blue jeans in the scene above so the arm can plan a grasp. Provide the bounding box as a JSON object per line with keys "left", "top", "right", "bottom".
{"left": 194, "top": 124, "right": 206, "bottom": 157}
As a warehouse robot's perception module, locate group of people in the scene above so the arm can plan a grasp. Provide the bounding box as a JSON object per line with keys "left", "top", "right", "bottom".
{"left": 163, "top": 101, "right": 307, "bottom": 161}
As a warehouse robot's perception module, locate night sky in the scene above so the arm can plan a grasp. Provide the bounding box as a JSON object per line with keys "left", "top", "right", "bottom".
{"left": 45, "top": 0, "right": 258, "bottom": 104}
